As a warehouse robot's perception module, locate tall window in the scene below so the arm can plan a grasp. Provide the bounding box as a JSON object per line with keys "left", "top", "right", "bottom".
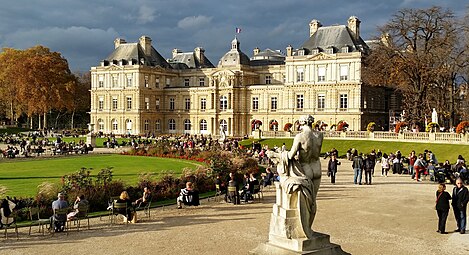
{"left": 155, "top": 77, "right": 160, "bottom": 88}
{"left": 127, "top": 76, "right": 133, "bottom": 87}
{"left": 112, "top": 76, "right": 118, "bottom": 87}
{"left": 155, "top": 120, "right": 161, "bottom": 131}
{"left": 169, "top": 98, "right": 175, "bottom": 111}
{"left": 184, "top": 119, "right": 191, "bottom": 132}
{"left": 145, "top": 97, "right": 150, "bottom": 110}
{"left": 220, "top": 119, "right": 227, "bottom": 132}
{"left": 252, "top": 97, "right": 259, "bottom": 111}
{"left": 220, "top": 96, "right": 228, "bottom": 111}
{"left": 98, "top": 76, "right": 104, "bottom": 88}
{"left": 317, "top": 94, "right": 325, "bottom": 110}
{"left": 112, "top": 119, "right": 118, "bottom": 131}
{"left": 126, "top": 119, "right": 132, "bottom": 133}
{"left": 271, "top": 97, "right": 277, "bottom": 111}
{"left": 184, "top": 78, "right": 190, "bottom": 87}
{"left": 185, "top": 98, "right": 190, "bottom": 111}
{"left": 144, "top": 120, "right": 149, "bottom": 131}
{"left": 168, "top": 119, "right": 176, "bottom": 131}
{"left": 98, "top": 97, "right": 104, "bottom": 111}
{"left": 297, "top": 68, "right": 304, "bottom": 82}
{"left": 340, "top": 65, "right": 349, "bottom": 81}
{"left": 112, "top": 97, "right": 118, "bottom": 110}
{"left": 200, "top": 98, "right": 206, "bottom": 111}
{"left": 296, "top": 94, "right": 304, "bottom": 110}
{"left": 98, "top": 119, "right": 104, "bottom": 131}
{"left": 166, "top": 78, "right": 171, "bottom": 87}
{"left": 144, "top": 76, "right": 149, "bottom": 87}
{"left": 265, "top": 75, "right": 272, "bottom": 84}
{"left": 200, "top": 119, "right": 207, "bottom": 131}
{"left": 155, "top": 98, "right": 160, "bottom": 110}
{"left": 199, "top": 78, "right": 205, "bottom": 86}
{"left": 126, "top": 97, "right": 132, "bottom": 110}
{"left": 318, "top": 66, "right": 326, "bottom": 82}
{"left": 340, "top": 94, "right": 348, "bottom": 109}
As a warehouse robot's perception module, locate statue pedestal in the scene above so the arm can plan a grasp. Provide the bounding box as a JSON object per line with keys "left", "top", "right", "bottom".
{"left": 86, "top": 134, "right": 96, "bottom": 147}
{"left": 251, "top": 182, "right": 348, "bottom": 255}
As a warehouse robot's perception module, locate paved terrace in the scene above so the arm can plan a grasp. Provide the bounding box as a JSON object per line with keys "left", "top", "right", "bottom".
{"left": 2, "top": 159, "right": 469, "bottom": 255}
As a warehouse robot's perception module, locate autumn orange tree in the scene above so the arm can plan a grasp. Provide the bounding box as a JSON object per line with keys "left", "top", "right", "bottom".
{"left": 0, "top": 46, "right": 85, "bottom": 129}
{"left": 363, "top": 6, "right": 468, "bottom": 127}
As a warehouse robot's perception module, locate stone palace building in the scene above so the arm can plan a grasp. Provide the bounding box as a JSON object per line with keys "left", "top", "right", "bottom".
{"left": 90, "top": 16, "right": 394, "bottom": 136}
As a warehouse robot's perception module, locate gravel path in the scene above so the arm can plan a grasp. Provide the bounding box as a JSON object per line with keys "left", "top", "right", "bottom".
{"left": 2, "top": 159, "right": 469, "bottom": 255}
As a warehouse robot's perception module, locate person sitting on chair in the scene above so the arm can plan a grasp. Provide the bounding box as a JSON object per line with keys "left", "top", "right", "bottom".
{"left": 177, "top": 182, "right": 200, "bottom": 209}
{"left": 67, "top": 195, "right": 89, "bottom": 220}
{"left": 116, "top": 191, "right": 136, "bottom": 223}
{"left": 50, "top": 193, "right": 69, "bottom": 231}
{"left": 262, "top": 168, "right": 274, "bottom": 187}
{"left": 134, "top": 187, "right": 151, "bottom": 208}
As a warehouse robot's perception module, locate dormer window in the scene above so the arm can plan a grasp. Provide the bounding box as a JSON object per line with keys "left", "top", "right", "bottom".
{"left": 326, "top": 47, "right": 334, "bottom": 54}
{"left": 312, "top": 49, "right": 319, "bottom": 55}
{"left": 341, "top": 46, "right": 349, "bottom": 53}
{"left": 298, "top": 49, "right": 305, "bottom": 56}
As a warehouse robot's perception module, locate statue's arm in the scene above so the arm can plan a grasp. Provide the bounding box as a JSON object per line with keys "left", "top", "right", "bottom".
{"left": 288, "top": 136, "right": 300, "bottom": 159}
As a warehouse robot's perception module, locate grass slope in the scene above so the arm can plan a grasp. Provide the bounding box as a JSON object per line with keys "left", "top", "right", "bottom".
{"left": 0, "top": 154, "right": 201, "bottom": 197}
{"left": 239, "top": 138, "right": 469, "bottom": 163}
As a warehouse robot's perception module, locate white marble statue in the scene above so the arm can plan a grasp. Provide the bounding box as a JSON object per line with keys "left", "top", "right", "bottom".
{"left": 432, "top": 108, "right": 438, "bottom": 124}
{"left": 219, "top": 125, "right": 227, "bottom": 142}
{"left": 268, "top": 115, "right": 324, "bottom": 239}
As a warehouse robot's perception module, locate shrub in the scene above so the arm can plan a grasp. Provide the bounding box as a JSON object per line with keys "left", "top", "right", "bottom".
{"left": 425, "top": 122, "right": 439, "bottom": 132}
{"left": 456, "top": 121, "right": 469, "bottom": 134}
{"left": 395, "top": 122, "right": 407, "bottom": 133}
{"left": 337, "top": 121, "right": 349, "bottom": 131}
{"left": 284, "top": 123, "right": 293, "bottom": 131}
{"left": 367, "top": 122, "right": 376, "bottom": 132}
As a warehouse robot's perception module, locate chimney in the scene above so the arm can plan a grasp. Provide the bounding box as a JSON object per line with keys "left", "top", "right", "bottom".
{"left": 172, "top": 48, "right": 182, "bottom": 58}
{"left": 286, "top": 45, "right": 293, "bottom": 57}
{"left": 194, "top": 47, "right": 205, "bottom": 66}
{"left": 253, "top": 47, "right": 260, "bottom": 56}
{"left": 114, "top": 38, "right": 126, "bottom": 49}
{"left": 347, "top": 16, "right": 361, "bottom": 41}
{"left": 309, "top": 19, "right": 322, "bottom": 37}
{"left": 139, "top": 36, "right": 152, "bottom": 55}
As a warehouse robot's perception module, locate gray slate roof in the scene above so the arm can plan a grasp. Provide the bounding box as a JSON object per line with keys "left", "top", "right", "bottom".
{"left": 105, "top": 43, "right": 171, "bottom": 68}
{"left": 250, "top": 48, "right": 285, "bottom": 66}
{"left": 300, "top": 25, "right": 368, "bottom": 54}
{"left": 168, "top": 52, "right": 214, "bottom": 69}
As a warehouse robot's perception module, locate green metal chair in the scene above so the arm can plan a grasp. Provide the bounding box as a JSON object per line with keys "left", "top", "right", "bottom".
{"left": 28, "top": 207, "right": 50, "bottom": 235}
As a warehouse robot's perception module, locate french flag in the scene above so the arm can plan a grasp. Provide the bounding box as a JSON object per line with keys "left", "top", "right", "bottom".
{"left": 235, "top": 27, "right": 241, "bottom": 33}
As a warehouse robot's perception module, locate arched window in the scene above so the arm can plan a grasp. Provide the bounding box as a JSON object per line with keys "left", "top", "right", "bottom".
{"left": 98, "top": 119, "right": 104, "bottom": 131}
{"left": 144, "top": 120, "right": 149, "bottom": 131}
{"left": 220, "top": 119, "right": 227, "bottom": 132}
{"left": 220, "top": 96, "right": 228, "bottom": 111}
{"left": 126, "top": 119, "right": 132, "bottom": 133}
{"left": 111, "top": 119, "right": 118, "bottom": 131}
{"left": 200, "top": 119, "right": 207, "bottom": 131}
{"left": 269, "top": 119, "right": 279, "bottom": 131}
{"left": 168, "top": 119, "right": 176, "bottom": 131}
{"left": 184, "top": 119, "right": 191, "bottom": 133}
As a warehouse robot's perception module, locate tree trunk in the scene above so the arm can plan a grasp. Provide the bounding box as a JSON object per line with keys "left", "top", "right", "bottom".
{"left": 55, "top": 112, "right": 63, "bottom": 129}
{"left": 9, "top": 101, "right": 14, "bottom": 125}
{"left": 30, "top": 116, "right": 33, "bottom": 129}
{"left": 43, "top": 113, "right": 47, "bottom": 129}
{"left": 38, "top": 115, "right": 42, "bottom": 130}
{"left": 71, "top": 110, "right": 75, "bottom": 129}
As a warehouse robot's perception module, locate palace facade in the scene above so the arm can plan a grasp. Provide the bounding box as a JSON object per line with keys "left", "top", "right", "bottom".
{"left": 90, "top": 16, "right": 391, "bottom": 136}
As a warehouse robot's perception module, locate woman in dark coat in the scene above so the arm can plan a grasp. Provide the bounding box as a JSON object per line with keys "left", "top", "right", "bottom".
{"left": 327, "top": 154, "right": 341, "bottom": 184}
{"left": 435, "top": 183, "right": 451, "bottom": 234}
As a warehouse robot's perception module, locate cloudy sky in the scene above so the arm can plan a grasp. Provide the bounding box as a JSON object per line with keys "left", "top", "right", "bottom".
{"left": 0, "top": 0, "right": 467, "bottom": 72}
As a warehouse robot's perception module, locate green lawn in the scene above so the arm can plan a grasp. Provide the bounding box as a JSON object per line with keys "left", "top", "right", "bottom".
{"left": 0, "top": 154, "right": 202, "bottom": 197}
{"left": 240, "top": 138, "right": 469, "bottom": 163}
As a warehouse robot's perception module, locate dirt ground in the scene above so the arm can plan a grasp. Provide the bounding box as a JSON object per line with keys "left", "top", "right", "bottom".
{"left": 2, "top": 159, "right": 469, "bottom": 255}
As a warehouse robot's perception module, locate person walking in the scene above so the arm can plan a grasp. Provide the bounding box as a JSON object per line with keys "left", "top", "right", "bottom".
{"left": 435, "top": 183, "right": 451, "bottom": 234}
{"left": 452, "top": 178, "right": 469, "bottom": 234}
{"left": 352, "top": 151, "right": 364, "bottom": 185}
{"left": 363, "top": 154, "right": 374, "bottom": 185}
{"left": 381, "top": 153, "right": 390, "bottom": 177}
{"left": 327, "top": 154, "right": 341, "bottom": 184}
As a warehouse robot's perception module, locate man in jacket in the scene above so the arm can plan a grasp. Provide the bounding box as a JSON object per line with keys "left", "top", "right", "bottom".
{"left": 352, "top": 152, "right": 364, "bottom": 185}
{"left": 452, "top": 178, "right": 469, "bottom": 234}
